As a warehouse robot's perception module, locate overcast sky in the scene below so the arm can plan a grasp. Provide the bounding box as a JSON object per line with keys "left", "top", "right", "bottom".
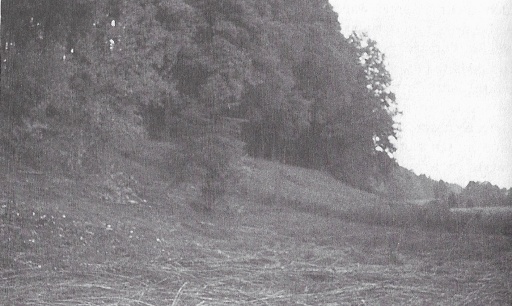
{"left": 329, "top": 0, "right": 512, "bottom": 188}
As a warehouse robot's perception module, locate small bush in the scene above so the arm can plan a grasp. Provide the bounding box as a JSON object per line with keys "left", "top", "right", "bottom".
{"left": 184, "top": 134, "right": 244, "bottom": 210}
{"left": 417, "top": 200, "right": 451, "bottom": 229}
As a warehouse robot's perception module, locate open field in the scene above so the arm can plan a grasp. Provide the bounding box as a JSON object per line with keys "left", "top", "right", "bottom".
{"left": 1, "top": 154, "right": 511, "bottom": 305}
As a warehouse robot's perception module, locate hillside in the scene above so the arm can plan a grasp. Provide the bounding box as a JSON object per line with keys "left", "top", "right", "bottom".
{"left": 372, "top": 165, "right": 463, "bottom": 201}
{"left": 1, "top": 1, "right": 511, "bottom": 304}
{"left": 2, "top": 0, "right": 399, "bottom": 194}
{"left": 1, "top": 142, "right": 511, "bottom": 305}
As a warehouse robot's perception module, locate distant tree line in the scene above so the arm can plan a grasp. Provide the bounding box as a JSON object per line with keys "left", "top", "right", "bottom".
{"left": 456, "top": 181, "right": 512, "bottom": 208}
{"left": 1, "top": 0, "right": 399, "bottom": 192}
{"left": 369, "top": 163, "right": 512, "bottom": 207}
{"left": 431, "top": 180, "right": 511, "bottom": 208}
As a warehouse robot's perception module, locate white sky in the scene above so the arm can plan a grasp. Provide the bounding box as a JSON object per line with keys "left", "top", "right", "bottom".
{"left": 329, "top": 0, "right": 512, "bottom": 189}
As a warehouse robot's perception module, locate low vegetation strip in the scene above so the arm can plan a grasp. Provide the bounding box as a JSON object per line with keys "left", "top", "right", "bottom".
{"left": 243, "top": 158, "right": 512, "bottom": 236}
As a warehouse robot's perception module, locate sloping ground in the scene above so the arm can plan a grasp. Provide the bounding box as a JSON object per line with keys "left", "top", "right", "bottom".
{"left": 240, "top": 158, "right": 381, "bottom": 208}
{"left": 1, "top": 148, "right": 511, "bottom": 305}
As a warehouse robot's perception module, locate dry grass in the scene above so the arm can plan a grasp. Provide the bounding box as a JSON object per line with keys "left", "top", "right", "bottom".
{"left": 1, "top": 155, "right": 511, "bottom": 305}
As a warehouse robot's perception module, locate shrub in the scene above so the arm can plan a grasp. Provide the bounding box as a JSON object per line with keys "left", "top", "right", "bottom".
{"left": 184, "top": 134, "right": 244, "bottom": 210}
{"left": 418, "top": 200, "right": 451, "bottom": 229}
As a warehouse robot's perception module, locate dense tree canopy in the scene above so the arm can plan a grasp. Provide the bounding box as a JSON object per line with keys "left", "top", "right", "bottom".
{"left": 1, "top": 0, "right": 399, "bottom": 191}
{"left": 459, "top": 181, "right": 510, "bottom": 208}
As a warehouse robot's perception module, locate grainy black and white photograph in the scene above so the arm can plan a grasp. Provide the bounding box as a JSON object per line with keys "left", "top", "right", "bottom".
{"left": 1, "top": 0, "right": 511, "bottom": 304}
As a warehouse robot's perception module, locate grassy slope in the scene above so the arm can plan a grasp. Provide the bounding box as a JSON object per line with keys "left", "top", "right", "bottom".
{"left": 1, "top": 142, "right": 511, "bottom": 305}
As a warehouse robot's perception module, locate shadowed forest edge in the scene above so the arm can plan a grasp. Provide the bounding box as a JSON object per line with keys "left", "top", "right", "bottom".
{"left": 1, "top": 1, "right": 512, "bottom": 305}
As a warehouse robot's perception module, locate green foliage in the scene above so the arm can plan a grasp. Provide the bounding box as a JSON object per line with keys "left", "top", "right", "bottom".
{"left": 183, "top": 132, "right": 244, "bottom": 210}
{"left": 447, "top": 192, "right": 458, "bottom": 208}
{"left": 417, "top": 200, "right": 451, "bottom": 229}
{"left": 3, "top": 0, "right": 401, "bottom": 196}
{"left": 460, "top": 181, "right": 509, "bottom": 208}
{"left": 1, "top": 1, "right": 104, "bottom": 172}
{"left": 434, "top": 180, "right": 449, "bottom": 200}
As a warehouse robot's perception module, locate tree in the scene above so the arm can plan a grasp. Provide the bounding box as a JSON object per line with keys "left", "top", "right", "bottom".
{"left": 347, "top": 32, "right": 399, "bottom": 157}
{"left": 447, "top": 192, "right": 458, "bottom": 208}
{"left": 2, "top": 0, "right": 402, "bottom": 196}
{"left": 325, "top": 32, "right": 399, "bottom": 189}
{"left": 434, "top": 180, "right": 449, "bottom": 200}
{"left": 460, "top": 181, "right": 507, "bottom": 207}
{"left": 1, "top": 0, "right": 108, "bottom": 172}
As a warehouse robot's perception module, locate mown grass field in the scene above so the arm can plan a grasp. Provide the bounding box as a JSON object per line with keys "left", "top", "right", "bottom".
{"left": 1, "top": 149, "right": 511, "bottom": 305}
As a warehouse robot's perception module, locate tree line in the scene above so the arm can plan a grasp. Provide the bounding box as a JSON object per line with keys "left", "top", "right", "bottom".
{"left": 1, "top": 0, "right": 399, "bottom": 196}
{"left": 451, "top": 181, "right": 512, "bottom": 208}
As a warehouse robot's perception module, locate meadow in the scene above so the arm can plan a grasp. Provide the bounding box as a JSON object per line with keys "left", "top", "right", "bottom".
{"left": 1, "top": 150, "right": 511, "bottom": 305}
